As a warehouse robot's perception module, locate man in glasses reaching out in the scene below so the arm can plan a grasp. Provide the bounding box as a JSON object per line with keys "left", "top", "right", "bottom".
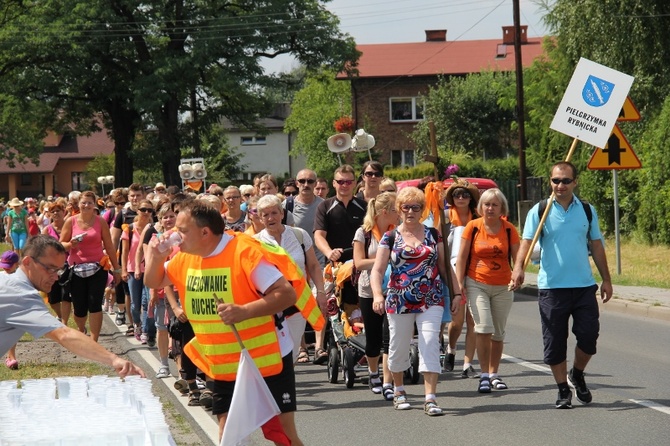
{"left": 511, "top": 161, "right": 612, "bottom": 410}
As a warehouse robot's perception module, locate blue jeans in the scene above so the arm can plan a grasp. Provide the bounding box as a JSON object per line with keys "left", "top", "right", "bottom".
{"left": 128, "top": 273, "right": 156, "bottom": 337}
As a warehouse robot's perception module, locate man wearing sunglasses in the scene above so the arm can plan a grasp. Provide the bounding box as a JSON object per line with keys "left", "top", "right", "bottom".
{"left": 288, "top": 169, "right": 325, "bottom": 266}
{"left": 313, "top": 164, "right": 367, "bottom": 364}
{"left": 511, "top": 161, "right": 612, "bottom": 410}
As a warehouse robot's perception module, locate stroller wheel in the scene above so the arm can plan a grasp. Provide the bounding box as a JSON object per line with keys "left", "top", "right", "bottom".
{"left": 343, "top": 347, "right": 355, "bottom": 389}
{"left": 407, "top": 344, "right": 420, "bottom": 384}
{"left": 327, "top": 345, "right": 339, "bottom": 384}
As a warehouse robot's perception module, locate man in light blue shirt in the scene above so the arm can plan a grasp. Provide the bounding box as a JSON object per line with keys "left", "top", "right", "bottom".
{"left": 511, "top": 161, "right": 612, "bottom": 410}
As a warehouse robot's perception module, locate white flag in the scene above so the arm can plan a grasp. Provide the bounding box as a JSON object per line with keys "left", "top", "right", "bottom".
{"left": 220, "top": 349, "right": 281, "bottom": 446}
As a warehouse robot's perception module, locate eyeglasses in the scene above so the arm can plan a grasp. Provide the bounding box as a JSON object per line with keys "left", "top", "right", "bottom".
{"left": 363, "top": 171, "right": 383, "bottom": 178}
{"left": 224, "top": 196, "right": 241, "bottom": 201}
{"left": 284, "top": 191, "right": 298, "bottom": 196}
{"left": 138, "top": 208, "right": 154, "bottom": 213}
{"left": 31, "top": 257, "right": 65, "bottom": 276}
{"left": 334, "top": 179, "right": 354, "bottom": 186}
{"left": 248, "top": 208, "right": 258, "bottom": 215}
{"left": 400, "top": 204, "right": 422, "bottom": 213}
{"left": 453, "top": 191, "right": 471, "bottom": 199}
{"left": 297, "top": 178, "right": 316, "bottom": 185}
{"left": 551, "top": 178, "right": 574, "bottom": 185}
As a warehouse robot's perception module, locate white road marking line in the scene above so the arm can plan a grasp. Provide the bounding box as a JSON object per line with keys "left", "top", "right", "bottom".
{"left": 502, "top": 354, "right": 670, "bottom": 416}
{"left": 629, "top": 400, "right": 670, "bottom": 415}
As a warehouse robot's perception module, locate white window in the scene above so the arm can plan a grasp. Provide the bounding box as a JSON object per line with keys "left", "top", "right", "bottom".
{"left": 71, "top": 172, "right": 86, "bottom": 191}
{"left": 391, "top": 150, "right": 416, "bottom": 168}
{"left": 389, "top": 97, "right": 424, "bottom": 122}
{"left": 240, "top": 136, "right": 267, "bottom": 145}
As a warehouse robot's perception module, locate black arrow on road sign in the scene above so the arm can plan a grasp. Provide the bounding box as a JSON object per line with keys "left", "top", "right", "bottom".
{"left": 602, "top": 132, "right": 624, "bottom": 165}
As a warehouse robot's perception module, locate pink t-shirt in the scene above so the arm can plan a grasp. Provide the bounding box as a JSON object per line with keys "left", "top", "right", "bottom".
{"left": 68, "top": 216, "right": 105, "bottom": 265}
{"left": 121, "top": 224, "right": 144, "bottom": 273}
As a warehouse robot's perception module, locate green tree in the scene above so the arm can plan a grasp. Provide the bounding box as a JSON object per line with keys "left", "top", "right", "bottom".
{"left": 0, "top": 0, "right": 358, "bottom": 186}
{"left": 411, "top": 72, "right": 516, "bottom": 163}
{"left": 284, "top": 69, "right": 352, "bottom": 175}
{"left": 84, "top": 154, "right": 116, "bottom": 196}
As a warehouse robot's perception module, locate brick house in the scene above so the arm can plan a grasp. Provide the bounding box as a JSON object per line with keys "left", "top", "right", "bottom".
{"left": 0, "top": 129, "right": 114, "bottom": 201}
{"left": 337, "top": 27, "right": 546, "bottom": 167}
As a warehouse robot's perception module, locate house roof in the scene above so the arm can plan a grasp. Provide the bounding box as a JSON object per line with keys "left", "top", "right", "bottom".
{"left": 338, "top": 37, "right": 545, "bottom": 79}
{"left": 0, "top": 130, "right": 114, "bottom": 174}
{"left": 220, "top": 117, "right": 286, "bottom": 132}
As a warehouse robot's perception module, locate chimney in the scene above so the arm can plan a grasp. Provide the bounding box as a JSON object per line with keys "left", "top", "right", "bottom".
{"left": 425, "top": 29, "right": 447, "bottom": 42}
{"left": 502, "top": 25, "right": 528, "bottom": 45}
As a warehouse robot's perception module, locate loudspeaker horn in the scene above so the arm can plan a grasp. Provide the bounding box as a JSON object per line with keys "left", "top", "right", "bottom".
{"left": 327, "top": 133, "right": 352, "bottom": 154}
{"left": 351, "top": 129, "right": 375, "bottom": 152}
{"left": 179, "top": 163, "right": 194, "bottom": 180}
{"left": 192, "top": 162, "right": 207, "bottom": 179}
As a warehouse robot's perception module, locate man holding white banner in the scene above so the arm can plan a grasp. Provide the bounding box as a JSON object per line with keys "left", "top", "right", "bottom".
{"left": 511, "top": 162, "right": 612, "bottom": 409}
{"left": 144, "top": 199, "right": 305, "bottom": 445}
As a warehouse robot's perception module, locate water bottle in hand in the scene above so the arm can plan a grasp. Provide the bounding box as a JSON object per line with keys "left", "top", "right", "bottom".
{"left": 157, "top": 231, "right": 182, "bottom": 253}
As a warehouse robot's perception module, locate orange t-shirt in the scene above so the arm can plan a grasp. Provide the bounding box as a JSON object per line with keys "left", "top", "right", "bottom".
{"left": 461, "top": 218, "right": 520, "bottom": 286}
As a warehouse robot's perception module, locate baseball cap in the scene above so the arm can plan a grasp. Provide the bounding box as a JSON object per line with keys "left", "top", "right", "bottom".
{"left": 0, "top": 251, "right": 20, "bottom": 269}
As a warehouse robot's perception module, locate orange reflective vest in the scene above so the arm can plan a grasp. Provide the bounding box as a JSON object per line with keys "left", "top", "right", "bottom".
{"left": 166, "top": 232, "right": 321, "bottom": 380}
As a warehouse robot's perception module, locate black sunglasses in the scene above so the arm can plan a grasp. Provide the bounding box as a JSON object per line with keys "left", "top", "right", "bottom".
{"left": 363, "top": 171, "right": 383, "bottom": 178}
{"left": 138, "top": 208, "right": 154, "bottom": 213}
{"left": 551, "top": 178, "right": 574, "bottom": 185}
{"left": 284, "top": 191, "right": 298, "bottom": 196}
{"left": 453, "top": 191, "right": 471, "bottom": 199}
{"left": 297, "top": 178, "right": 316, "bottom": 185}
{"left": 334, "top": 179, "right": 354, "bottom": 186}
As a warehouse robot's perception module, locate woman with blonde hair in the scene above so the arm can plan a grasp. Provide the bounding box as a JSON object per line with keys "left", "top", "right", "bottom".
{"left": 353, "top": 191, "right": 399, "bottom": 399}
{"left": 455, "top": 188, "right": 519, "bottom": 393}
{"left": 371, "top": 187, "right": 458, "bottom": 416}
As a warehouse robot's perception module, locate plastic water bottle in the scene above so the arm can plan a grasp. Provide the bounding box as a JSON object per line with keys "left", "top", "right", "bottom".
{"left": 157, "top": 231, "right": 182, "bottom": 253}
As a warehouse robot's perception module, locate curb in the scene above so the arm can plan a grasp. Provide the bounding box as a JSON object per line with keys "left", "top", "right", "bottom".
{"left": 515, "top": 285, "right": 670, "bottom": 323}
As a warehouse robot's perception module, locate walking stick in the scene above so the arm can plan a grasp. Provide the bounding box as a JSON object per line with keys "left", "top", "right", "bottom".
{"left": 522, "top": 138, "right": 580, "bottom": 269}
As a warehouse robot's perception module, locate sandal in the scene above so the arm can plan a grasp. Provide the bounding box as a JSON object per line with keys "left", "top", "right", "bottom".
{"left": 126, "top": 326, "right": 135, "bottom": 337}
{"left": 382, "top": 385, "right": 394, "bottom": 401}
{"left": 491, "top": 377, "right": 508, "bottom": 390}
{"left": 115, "top": 311, "right": 126, "bottom": 326}
{"left": 478, "top": 377, "right": 492, "bottom": 394}
{"left": 5, "top": 358, "right": 19, "bottom": 370}
{"left": 393, "top": 391, "right": 411, "bottom": 410}
{"left": 424, "top": 400, "right": 443, "bottom": 416}
{"left": 188, "top": 392, "right": 201, "bottom": 406}
{"left": 369, "top": 373, "right": 382, "bottom": 394}
{"left": 296, "top": 348, "right": 310, "bottom": 364}
{"left": 313, "top": 348, "right": 328, "bottom": 365}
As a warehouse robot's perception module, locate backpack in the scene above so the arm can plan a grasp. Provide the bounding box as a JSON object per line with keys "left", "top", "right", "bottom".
{"left": 466, "top": 220, "right": 513, "bottom": 271}
{"left": 281, "top": 196, "right": 295, "bottom": 225}
{"left": 537, "top": 198, "right": 593, "bottom": 256}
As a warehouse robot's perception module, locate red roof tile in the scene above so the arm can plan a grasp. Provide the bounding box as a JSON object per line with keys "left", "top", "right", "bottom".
{"left": 339, "top": 37, "right": 545, "bottom": 79}
{"left": 0, "top": 131, "right": 114, "bottom": 174}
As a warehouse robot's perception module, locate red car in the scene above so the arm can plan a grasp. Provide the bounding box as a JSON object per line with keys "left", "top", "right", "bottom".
{"left": 395, "top": 177, "right": 498, "bottom": 193}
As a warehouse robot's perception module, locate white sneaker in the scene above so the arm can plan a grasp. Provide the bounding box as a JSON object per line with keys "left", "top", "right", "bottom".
{"left": 156, "top": 366, "right": 170, "bottom": 379}
{"left": 140, "top": 333, "right": 148, "bottom": 345}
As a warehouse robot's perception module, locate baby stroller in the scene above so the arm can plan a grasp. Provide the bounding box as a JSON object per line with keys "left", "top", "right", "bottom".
{"left": 323, "top": 261, "right": 367, "bottom": 388}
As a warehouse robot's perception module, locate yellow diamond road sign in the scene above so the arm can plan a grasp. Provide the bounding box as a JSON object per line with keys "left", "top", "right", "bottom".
{"left": 618, "top": 96, "right": 641, "bottom": 122}
{"left": 588, "top": 125, "right": 642, "bottom": 170}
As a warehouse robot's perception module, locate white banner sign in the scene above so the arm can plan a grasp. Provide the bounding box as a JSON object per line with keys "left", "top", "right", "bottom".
{"left": 550, "top": 58, "right": 634, "bottom": 148}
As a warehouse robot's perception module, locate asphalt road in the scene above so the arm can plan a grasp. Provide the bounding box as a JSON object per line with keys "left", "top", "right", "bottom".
{"left": 129, "top": 290, "right": 670, "bottom": 445}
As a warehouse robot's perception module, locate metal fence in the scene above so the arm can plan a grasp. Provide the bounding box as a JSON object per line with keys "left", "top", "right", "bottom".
{"left": 497, "top": 177, "right": 547, "bottom": 225}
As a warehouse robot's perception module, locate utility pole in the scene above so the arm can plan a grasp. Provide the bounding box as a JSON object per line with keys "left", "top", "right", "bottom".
{"left": 513, "top": 0, "right": 527, "bottom": 200}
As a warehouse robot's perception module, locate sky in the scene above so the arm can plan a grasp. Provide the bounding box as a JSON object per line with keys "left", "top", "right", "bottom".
{"left": 265, "top": 0, "right": 552, "bottom": 73}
